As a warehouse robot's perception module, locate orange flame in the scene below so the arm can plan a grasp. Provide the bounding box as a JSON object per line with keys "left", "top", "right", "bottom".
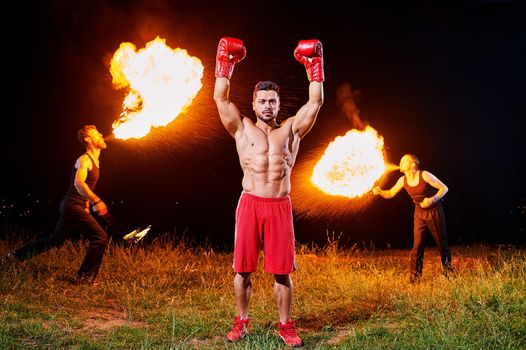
{"left": 311, "top": 126, "right": 386, "bottom": 198}
{"left": 110, "top": 37, "right": 204, "bottom": 139}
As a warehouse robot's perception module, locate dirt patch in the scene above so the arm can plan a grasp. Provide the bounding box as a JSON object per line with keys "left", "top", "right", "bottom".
{"left": 298, "top": 303, "right": 375, "bottom": 329}
{"left": 189, "top": 336, "right": 222, "bottom": 347}
{"left": 81, "top": 310, "right": 148, "bottom": 330}
{"left": 326, "top": 328, "right": 351, "bottom": 345}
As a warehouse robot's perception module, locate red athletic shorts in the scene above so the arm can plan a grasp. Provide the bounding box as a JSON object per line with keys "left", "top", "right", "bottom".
{"left": 233, "top": 192, "right": 297, "bottom": 274}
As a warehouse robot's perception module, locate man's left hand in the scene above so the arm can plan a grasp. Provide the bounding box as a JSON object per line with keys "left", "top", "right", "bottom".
{"left": 420, "top": 197, "right": 436, "bottom": 209}
{"left": 92, "top": 201, "right": 108, "bottom": 216}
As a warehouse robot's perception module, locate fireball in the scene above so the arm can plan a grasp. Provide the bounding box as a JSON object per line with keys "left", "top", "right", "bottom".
{"left": 110, "top": 37, "right": 204, "bottom": 139}
{"left": 311, "top": 126, "right": 386, "bottom": 198}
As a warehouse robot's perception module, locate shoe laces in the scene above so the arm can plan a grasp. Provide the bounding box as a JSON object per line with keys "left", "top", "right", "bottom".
{"left": 280, "top": 320, "right": 298, "bottom": 337}
{"left": 233, "top": 317, "right": 248, "bottom": 332}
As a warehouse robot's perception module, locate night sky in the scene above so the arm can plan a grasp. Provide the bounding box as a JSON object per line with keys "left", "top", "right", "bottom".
{"left": 2, "top": 1, "right": 524, "bottom": 248}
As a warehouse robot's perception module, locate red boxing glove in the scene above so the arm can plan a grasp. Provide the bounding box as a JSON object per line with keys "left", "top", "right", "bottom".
{"left": 215, "top": 37, "right": 246, "bottom": 79}
{"left": 294, "top": 39, "right": 324, "bottom": 82}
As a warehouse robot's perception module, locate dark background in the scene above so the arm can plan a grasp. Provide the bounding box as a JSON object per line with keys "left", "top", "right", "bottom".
{"left": 2, "top": 0, "right": 524, "bottom": 249}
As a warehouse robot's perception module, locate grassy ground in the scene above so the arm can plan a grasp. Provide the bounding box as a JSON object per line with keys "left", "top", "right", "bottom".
{"left": 1, "top": 236, "right": 524, "bottom": 349}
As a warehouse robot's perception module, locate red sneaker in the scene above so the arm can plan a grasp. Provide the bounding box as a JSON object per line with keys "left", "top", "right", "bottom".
{"left": 278, "top": 319, "right": 304, "bottom": 347}
{"left": 226, "top": 316, "right": 249, "bottom": 342}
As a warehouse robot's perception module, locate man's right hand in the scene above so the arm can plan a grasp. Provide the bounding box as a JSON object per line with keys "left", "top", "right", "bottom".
{"left": 372, "top": 186, "right": 381, "bottom": 195}
{"left": 215, "top": 37, "right": 246, "bottom": 79}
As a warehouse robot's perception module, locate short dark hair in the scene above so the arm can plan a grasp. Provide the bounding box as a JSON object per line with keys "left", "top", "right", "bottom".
{"left": 404, "top": 153, "right": 420, "bottom": 169}
{"left": 77, "top": 125, "right": 97, "bottom": 147}
{"left": 253, "top": 81, "right": 280, "bottom": 100}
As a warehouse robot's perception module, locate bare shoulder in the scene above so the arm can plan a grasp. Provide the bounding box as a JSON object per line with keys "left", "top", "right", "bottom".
{"left": 234, "top": 117, "right": 255, "bottom": 141}
{"left": 277, "top": 116, "right": 295, "bottom": 132}
{"left": 242, "top": 116, "right": 256, "bottom": 127}
{"left": 422, "top": 170, "right": 448, "bottom": 189}
{"left": 421, "top": 170, "right": 436, "bottom": 181}
{"left": 279, "top": 115, "right": 295, "bottom": 125}
{"left": 422, "top": 170, "right": 446, "bottom": 186}
{"left": 76, "top": 154, "right": 92, "bottom": 170}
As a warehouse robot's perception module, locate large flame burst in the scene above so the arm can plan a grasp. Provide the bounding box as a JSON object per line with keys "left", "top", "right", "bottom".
{"left": 110, "top": 37, "right": 204, "bottom": 139}
{"left": 291, "top": 125, "right": 391, "bottom": 221}
{"left": 311, "top": 126, "right": 386, "bottom": 198}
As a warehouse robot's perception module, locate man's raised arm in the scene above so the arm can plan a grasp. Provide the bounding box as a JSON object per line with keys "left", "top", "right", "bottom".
{"left": 213, "top": 37, "right": 246, "bottom": 138}
{"left": 292, "top": 39, "right": 324, "bottom": 139}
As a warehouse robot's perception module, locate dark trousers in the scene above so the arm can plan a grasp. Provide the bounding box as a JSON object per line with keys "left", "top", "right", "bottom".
{"left": 14, "top": 199, "right": 108, "bottom": 280}
{"left": 410, "top": 204, "right": 451, "bottom": 279}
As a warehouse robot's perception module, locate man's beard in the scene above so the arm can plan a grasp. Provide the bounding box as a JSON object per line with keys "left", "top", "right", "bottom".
{"left": 257, "top": 113, "right": 276, "bottom": 123}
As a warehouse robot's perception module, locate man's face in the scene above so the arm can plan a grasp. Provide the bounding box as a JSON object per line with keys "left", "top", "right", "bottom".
{"left": 399, "top": 156, "right": 413, "bottom": 173}
{"left": 87, "top": 128, "right": 107, "bottom": 150}
{"left": 253, "top": 90, "right": 279, "bottom": 122}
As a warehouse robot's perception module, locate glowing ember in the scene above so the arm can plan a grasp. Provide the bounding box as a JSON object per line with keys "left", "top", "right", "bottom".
{"left": 311, "top": 126, "right": 386, "bottom": 198}
{"left": 110, "top": 37, "right": 204, "bottom": 139}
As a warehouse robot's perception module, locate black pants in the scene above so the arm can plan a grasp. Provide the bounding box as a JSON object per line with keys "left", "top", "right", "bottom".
{"left": 14, "top": 198, "right": 108, "bottom": 280}
{"left": 410, "top": 204, "right": 451, "bottom": 279}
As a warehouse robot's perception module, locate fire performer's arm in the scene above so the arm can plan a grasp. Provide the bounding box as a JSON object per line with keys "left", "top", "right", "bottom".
{"left": 213, "top": 37, "right": 246, "bottom": 138}
{"left": 419, "top": 171, "right": 448, "bottom": 209}
{"left": 372, "top": 176, "right": 404, "bottom": 199}
{"left": 291, "top": 39, "right": 324, "bottom": 138}
{"left": 74, "top": 155, "right": 108, "bottom": 215}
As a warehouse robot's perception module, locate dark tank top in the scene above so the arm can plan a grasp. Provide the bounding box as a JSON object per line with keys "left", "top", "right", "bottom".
{"left": 63, "top": 153, "right": 100, "bottom": 205}
{"left": 403, "top": 170, "right": 438, "bottom": 210}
